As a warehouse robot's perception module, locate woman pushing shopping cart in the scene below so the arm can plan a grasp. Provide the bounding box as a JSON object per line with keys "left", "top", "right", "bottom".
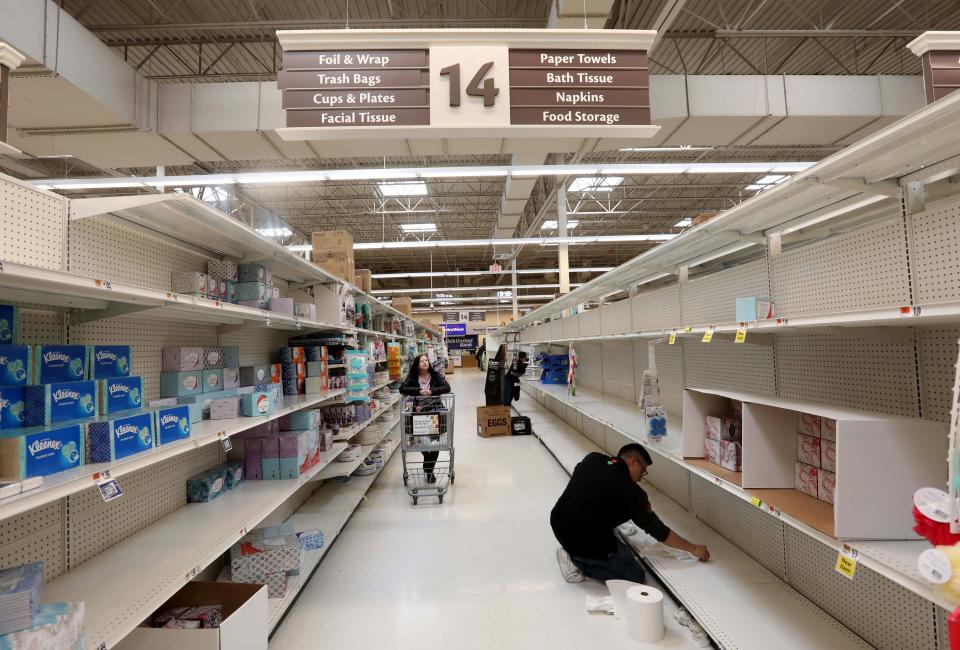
{"left": 399, "top": 354, "right": 455, "bottom": 505}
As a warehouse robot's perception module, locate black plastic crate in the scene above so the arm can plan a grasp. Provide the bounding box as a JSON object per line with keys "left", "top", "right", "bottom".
{"left": 511, "top": 416, "right": 532, "bottom": 435}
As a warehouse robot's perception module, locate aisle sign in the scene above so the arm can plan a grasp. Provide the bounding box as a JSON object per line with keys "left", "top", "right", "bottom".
{"left": 276, "top": 30, "right": 656, "bottom": 136}
{"left": 835, "top": 545, "right": 858, "bottom": 579}
{"left": 447, "top": 334, "right": 478, "bottom": 350}
{"left": 468, "top": 311, "right": 485, "bottom": 321}
{"left": 441, "top": 323, "right": 466, "bottom": 336}
{"left": 442, "top": 311, "right": 459, "bottom": 322}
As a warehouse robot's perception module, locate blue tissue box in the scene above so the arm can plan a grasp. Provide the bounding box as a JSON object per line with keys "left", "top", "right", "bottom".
{"left": 223, "top": 367, "right": 240, "bottom": 390}
{"left": 224, "top": 461, "right": 244, "bottom": 490}
{"left": 203, "top": 347, "right": 223, "bottom": 370}
{"left": 222, "top": 346, "right": 240, "bottom": 369}
{"left": 262, "top": 457, "right": 280, "bottom": 480}
{"left": 0, "top": 561, "right": 43, "bottom": 620}
{"left": 24, "top": 380, "right": 97, "bottom": 427}
{"left": 0, "top": 423, "right": 84, "bottom": 479}
{"left": 90, "top": 345, "right": 131, "bottom": 379}
{"left": 160, "top": 370, "right": 202, "bottom": 398}
{"left": 154, "top": 405, "right": 192, "bottom": 446}
{"left": 237, "top": 263, "right": 269, "bottom": 283}
{"left": 0, "top": 305, "right": 18, "bottom": 345}
{"left": 236, "top": 282, "right": 269, "bottom": 302}
{"left": 33, "top": 345, "right": 88, "bottom": 383}
{"left": 187, "top": 467, "right": 227, "bottom": 502}
{"left": 86, "top": 411, "right": 155, "bottom": 463}
{"left": 305, "top": 346, "right": 325, "bottom": 362}
{"left": 241, "top": 392, "right": 271, "bottom": 417}
{"left": 239, "top": 365, "right": 270, "bottom": 386}
{"left": 0, "top": 386, "right": 26, "bottom": 429}
{"left": 98, "top": 376, "right": 143, "bottom": 414}
{"left": 255, "top": 383, "right": 283, "bottom": 411}
{"left": 735, "top": 296, "right": 775, "bottom": 323}
{"left": 298, "top": 529, "right": 324, "bottom": 550}
{"left": 281, "top": 409, "right": 319, "bottom": 431}
{"left": 278, "top": 457, "right": 300, "bottom": 480}
{"left": 202, "top": 368, "right": 224, "bottom": 393}
{"left": 0, "top": 345, "right": 32, "bottom": 387}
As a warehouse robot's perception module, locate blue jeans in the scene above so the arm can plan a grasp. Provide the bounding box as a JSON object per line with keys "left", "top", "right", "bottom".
{"left": 572, "top": 540, "right": 646, "bottom": 583}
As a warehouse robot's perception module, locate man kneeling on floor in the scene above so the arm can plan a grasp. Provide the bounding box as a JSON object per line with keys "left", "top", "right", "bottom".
{"left": 551, "top": 444, "right": 710, "bottom": 583}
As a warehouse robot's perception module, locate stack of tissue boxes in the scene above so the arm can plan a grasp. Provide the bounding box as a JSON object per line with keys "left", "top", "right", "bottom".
{"left": 0, "top": 561, "right": 84, "bottom": 647}
{"left": 235, "top": 263, "right": 274, "bottom": 310}
{"left": 225, "top": 524, "right": 303, "bottom": 599}
{"left": 703, "top": 399, "right": 742, "bottom": 472}
{"left": 795, "top": 413, "right": 836, "bottom": 504}
{"left": 186, "top": 460, "right": 243, "bottom": 503}
{"left": 172, "top": 271, "right": 223, "bottom": 301}
{"left": 208, "top": 259, "right": 239, "bottom": 304}
{"left": 162, "top": 345, "right": 257, "bottom": 423}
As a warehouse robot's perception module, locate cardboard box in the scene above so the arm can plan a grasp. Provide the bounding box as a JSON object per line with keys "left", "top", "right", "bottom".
{"left": 692, "top": 211, "right": 717, "bottom": 226}
{"left": 311, "top": 229, "right": 353, "bottom": 250}
{"left": 355, "top": 269, "right": 372, "bottom": 293}
{"left": 477, "top": 406, "right": 511, "bottom": 437}
{"left": 115, "top": 581, "right": 268, "bottom": 650}
{"left": 818, "top": 469, "right": 836, "bottom": 504}
{"left": 392, "top": 296, "right": 413, "bottom": 316}
{"left": 795, "top": 462, "right": 819, "bottom": 498}
{"left": 315, "top": 257, "right": 355, "bottom": 283}
{"left": 703, "top": 437, "right": 721, "bottom": 464}
{"left": 797, "top": 433, "right": 821, "bottom": 467}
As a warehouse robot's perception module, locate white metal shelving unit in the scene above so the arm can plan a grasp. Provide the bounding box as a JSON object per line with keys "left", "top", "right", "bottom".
{"left": 500, "top": 89, "right": 960, "bottom": 649}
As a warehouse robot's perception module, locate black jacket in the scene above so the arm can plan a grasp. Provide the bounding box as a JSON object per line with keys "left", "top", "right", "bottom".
{"left": 484, "top": 359, "right": 503, "bottom": 398}
{"left": 550, "top": 452, "right": 670, "bottom": 560}
{"left": 399, "top": 372, "right": 451, "bottom": 397}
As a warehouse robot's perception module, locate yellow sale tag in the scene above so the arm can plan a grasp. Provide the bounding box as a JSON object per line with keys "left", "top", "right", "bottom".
{"left": 835, "top": 547, "right": 858, "bottom": 579}
{"left": 701, "top": 329, "right": 714, "bottom": 343}
{"left": 668, "top": 333, "right": 677, "bottom": 345}
{"left": 750, "top": 496, "right": 762, "bottom": 508}
{"left": 683, "top": 326, "right": 693, "bottom": 333}
{"left": 735, "top": 328, "right": 747, "bottom": 343}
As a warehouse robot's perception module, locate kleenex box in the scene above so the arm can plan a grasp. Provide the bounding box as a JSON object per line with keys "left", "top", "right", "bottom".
{"left": 160, "top": 370, "right": 202, "bottom": 398}
{"left": 236, "top": 282, "right": 269, "bottom": 302}
{"left": 223, "top": 367, "right": 240, "bottom": 390}
{"left": 162, "top": 347, "right": 204, "bottom": 372}
{"left": 0, "top": 305, "right": 19, "bottom": 345}
{"left": 90, "top": 345, "right": 131, "bottom": 379}
{"left": 153, "top": 405, "right": 192, "bottom": 446}
{"left": 33, "top": 345, "right": 88, "bottom": 383}
{"left": 87, "top": 411, "right": 154, "bottom": 462}
{"left": 241, "top": 392, "right": 271, "bottom": 417}
{"left": 98, "top": 376, "right": 143, "bottom": 414}
{"left": 240, "top": 365, "right": 271, "bottom": 386}
{"left": 187, "top": 467, "right": 227, "bottom": 502}
{"left": 203, "top": 347, "right": 223, "bottom": 370}
{"left": 0, "top": 386, "right": 26, "bottom": 429}
{"left": 0, "top": 423, "right": 83, "bottom": 479}
{"left": 202, "top": 368, "right": 224, "bottom": 393}
{"left": 24, "top": 380, "right": 97, "bottom": 426}
{"left": 0, "top": 345, "right": 32, "bottom": 387}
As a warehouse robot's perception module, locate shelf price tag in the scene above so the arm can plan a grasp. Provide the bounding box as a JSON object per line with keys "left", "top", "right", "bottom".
{"left": 95, "top": 278, "right": 112, "bottom": 290}
{"left": 899, "top": 305, "right": 921, "bottom": 318}
{"left": 735, "top": 328, "right": 747, "bottom": 343}
{"left": 835, "top": 545, "right": 858, "bottom": 579}
{"left": 96, "top": 470, "right": 123, "bottom": 503}
{"left": 701, "top": 328, "right": 714, "bottom": 343}
{"left": 186, "top": 565, "right": 200, "bottom": 581}
{"left": 683, "top": 326, "right": 693, "bottom": 333}
{"left": 221, "top": 436, "right": 233, "bottom": 453}
{"left": 750, "top": 496, "right": 762, "bottom": 508}
{"left": 668, "top": 332, "right": 677, "bottom": 345}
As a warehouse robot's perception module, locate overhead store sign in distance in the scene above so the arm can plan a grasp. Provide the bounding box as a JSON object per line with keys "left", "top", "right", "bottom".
{"left": 275, "top": 29, "right": 658, "bottom": 141}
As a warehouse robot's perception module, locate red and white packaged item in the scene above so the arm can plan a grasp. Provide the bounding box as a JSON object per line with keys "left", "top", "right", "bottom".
{"left": 795, "top": 462, "right": 819, "bottom": 498}
{"left": 820, "top": 438, "right": 836, "bottom": 472}
{"left": 798, "top": 412, "right": 821, "bottom": 437}
{"left": 704, "top": 438, "right": 721, "bottom": 464}
{"left": 818, "top": 469, "right": 836, "bottom": 504}
{"left": 720, "top": 416, "right": 742, "bottom": 441}
{"left": 797, "top": 434, "right": 821, "bottom": 468}
{"left": 719, "top": 440, "right": 741, "bottom": 471}
{"left": 705, "top": 416, "right": 723, "bottom": 441}
{"left": 821, "top": 417, "right": 837, "bottom": 441}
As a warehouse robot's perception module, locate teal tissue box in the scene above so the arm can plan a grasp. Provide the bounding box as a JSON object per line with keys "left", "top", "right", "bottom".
{"left": 160, "top": 371, "right": 202, "bottom": 398}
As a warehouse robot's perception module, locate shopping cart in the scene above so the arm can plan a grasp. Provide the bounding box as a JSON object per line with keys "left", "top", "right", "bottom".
{"left": 401, "top": 394, "right": 455, "bottom": 505}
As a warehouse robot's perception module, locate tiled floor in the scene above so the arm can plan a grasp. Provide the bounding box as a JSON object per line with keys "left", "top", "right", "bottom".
{"left": 269, "top": 370, "right": 689, "bottom": 649}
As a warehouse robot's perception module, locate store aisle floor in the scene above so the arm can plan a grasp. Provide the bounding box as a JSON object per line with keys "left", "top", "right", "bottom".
{"left": 270, "top": 370, "right": 649, "bottom": 649}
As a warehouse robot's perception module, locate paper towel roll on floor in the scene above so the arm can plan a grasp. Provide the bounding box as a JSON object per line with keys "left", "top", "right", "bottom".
{"left": 625, "top": 585, "right": 664, "bottom": 643}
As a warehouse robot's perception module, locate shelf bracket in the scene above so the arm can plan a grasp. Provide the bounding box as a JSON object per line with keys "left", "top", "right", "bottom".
{"left": 804, "top": 176, "right": 900, "bottom": 198}
{"left": 69, "top": 303, "right": 154, "bottom": 326}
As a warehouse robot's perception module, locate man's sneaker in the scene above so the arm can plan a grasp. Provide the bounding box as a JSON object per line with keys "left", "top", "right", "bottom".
{"left": 556, "top": 547, "right": 584, "bottom": 583}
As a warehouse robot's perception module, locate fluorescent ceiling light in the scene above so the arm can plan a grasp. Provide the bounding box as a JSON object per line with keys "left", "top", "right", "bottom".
{"left": 436, "top": 293, "right": 453, "bottom": 298}
{"left": 33, "top": 163, "right": 814, "bottom": 190}
{"left": 379, "top": 181, "right": 427, "bottom": 197}
{"left": 439, "top": 301, "right": 454, "bottom": 305}
{"left": 744, "top": 184, "right": 764, "bottom": 192}
{"left": 674, "top": 218, "right": 692, "bottom": 227}
{"left": 371, "top": 267, "right": 612, "bottom": 279}
{"left": 256, "top": 227, "right": 293, "bottom": 237}
{"left": 618, "top": 146, "right": 714, "bottom": 152}
{"left": 569, "top": 176, "right": 623, "bottom": 192}
{"left": 400, "top": 223, "right": 437, "bottom": 233}
{"left": 756, "top": 174, "right": 788, "bottom": 185}
{"left": 295, "top": 234, "right": 675, "bottom": 251}
{"left": 374, "top": 283, "right": 583, "bottom": 295}
{"left": 497, "top": 290, "right": 513, "bottom": 298}
{"left": 541, "top": 220, "right": 580, "bottom": 230}
{"left": 410, "top": 295, "right": 555, "bottom": 303}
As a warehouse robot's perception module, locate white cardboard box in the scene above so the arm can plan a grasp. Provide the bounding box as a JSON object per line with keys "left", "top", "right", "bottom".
{"left": 116, "top": 582, "right": 267, "bottom": 650}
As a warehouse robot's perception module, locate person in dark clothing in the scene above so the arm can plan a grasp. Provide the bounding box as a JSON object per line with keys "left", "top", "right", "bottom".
{"left": 399, "top": 354, "right": 451, "bottom": 483}
{"left": 501, "top": 351, "right": 529, "bottom": 406}
{"left": 483, "top": 344, "right": 507, "bottom": 406}
{"left": 551, "top": 444, "right": 710, "bottom": 583}
{"left": 476, "top": 342, "right": 486, "bottom": 372}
